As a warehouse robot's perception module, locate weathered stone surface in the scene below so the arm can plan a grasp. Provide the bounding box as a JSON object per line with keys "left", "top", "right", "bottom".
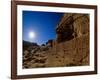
{"left": 56, "top": 13, "right": 89, "bottom": 43}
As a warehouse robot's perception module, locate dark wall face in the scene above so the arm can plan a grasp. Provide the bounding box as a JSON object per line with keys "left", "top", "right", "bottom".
{"left": 56, "top": 13, "right": 89, "bottom": 43}
{"left": 56, "top": 15, "right": 74, "bottom": 43}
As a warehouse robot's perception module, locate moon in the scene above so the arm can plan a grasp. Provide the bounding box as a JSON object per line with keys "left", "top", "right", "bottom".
{"left": 29, "top": 31, "right": 35, "bottom": 39}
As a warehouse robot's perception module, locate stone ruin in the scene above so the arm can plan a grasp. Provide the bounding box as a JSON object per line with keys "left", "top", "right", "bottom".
{"left": 56, "top": 13, "right": 89, "bottom": 43}
{"left": 46, "top": 39, "right": 53, "bottom": 47}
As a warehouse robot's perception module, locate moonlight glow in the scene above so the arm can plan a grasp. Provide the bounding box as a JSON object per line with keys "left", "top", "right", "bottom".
{"left": 29, "top": 31, "right": 35, "bottom": 39}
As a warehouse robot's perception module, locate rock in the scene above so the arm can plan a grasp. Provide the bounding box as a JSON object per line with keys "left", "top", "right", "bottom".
{"left": 30, "top": 60, "right": 35, "bottom": 63}
{"left": 56, "top": 13, "right": 89, "bottom": 43}
{"left": 40, "top": 46, "right": 49, "bottom": 51}
{"left": 34, "top": 63, "right": 46, "bottom": 68}
{"left": 24, "top": 50, "right": 29, "bottom": 56}
{"left": 40, "top": 57, "right": 47, "bottom": 63}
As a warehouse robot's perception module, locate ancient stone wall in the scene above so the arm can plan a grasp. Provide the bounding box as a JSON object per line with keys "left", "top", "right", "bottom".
{"left": 49, "top": 13, "right": 90, "bottom": 66}
{"left": 56, "top": 13, "right": 89, "bottom": 43}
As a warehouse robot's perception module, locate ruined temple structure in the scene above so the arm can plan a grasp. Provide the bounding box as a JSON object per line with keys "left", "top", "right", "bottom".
{"left": 48, "top": 13, "right": 90, "bottom": 66}
{"left": 56, "top": 13, "right": 89, "bottom": 43}
{"left": 23, "top": 13, "right": 90, "bottom": 68}
{"left": 46, "top": 39, "right": 53, "bottom": 47}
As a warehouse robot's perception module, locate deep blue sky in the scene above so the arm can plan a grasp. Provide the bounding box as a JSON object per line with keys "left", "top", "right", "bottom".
{"left": 23, "top": 11, "right": 63, "bottom": 45}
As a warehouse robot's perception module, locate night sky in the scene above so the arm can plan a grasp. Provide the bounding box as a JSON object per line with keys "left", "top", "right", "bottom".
{"left": 23, "top": 11, "right": 63, "bottom": 45}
